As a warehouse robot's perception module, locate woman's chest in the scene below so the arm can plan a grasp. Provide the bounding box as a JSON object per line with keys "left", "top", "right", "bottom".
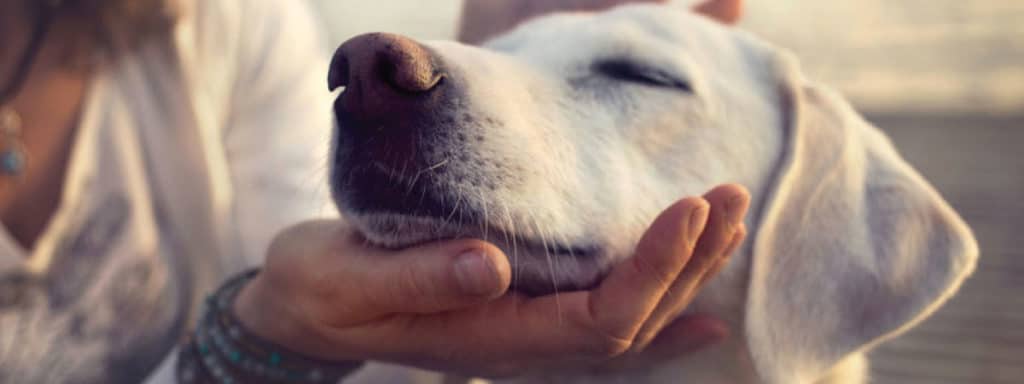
{"left": 0, "top": 65, "right": 90, "bottom": 250}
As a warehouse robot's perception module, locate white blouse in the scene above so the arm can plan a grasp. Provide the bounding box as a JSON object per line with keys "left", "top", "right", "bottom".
{"left": 0, "top": 0, "right": 336, "bottom": 382}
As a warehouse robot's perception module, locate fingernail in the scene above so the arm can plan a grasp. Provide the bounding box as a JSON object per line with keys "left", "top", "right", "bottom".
{"left": 688, "top": 204, "right": 710, "bottom": 240}
{"left": 725, "top": 194, "right": 749, "bottom": 226}
{"left": 455, "top": 250, "right": 501, "bottom": 296}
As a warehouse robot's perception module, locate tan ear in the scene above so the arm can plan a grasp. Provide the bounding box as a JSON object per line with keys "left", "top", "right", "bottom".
{"left": 742, "top": 52, "right": 978, "bottom": 383}
{"left": 692, "top": 0, "right": 744, "bottom": 25}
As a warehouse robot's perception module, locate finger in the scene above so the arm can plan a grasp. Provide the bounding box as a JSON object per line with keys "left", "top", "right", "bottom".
{"left": 595, "top": 313, "right": 729, "bottom": 372}
{"left": 679, "top": 184, "right": 749, "bottom": 286}
{"left": 337, "top": 198, "right": 709, "bottom": 364}
{"left": 352, "top": 238, "right": 513, "bottom": 317}
{"left": 518, "top": 0, "right": 665, "bottom": 19}
{"left": 554, "top": 0, "right": 667, "bottom": 12}
{"left": 271, "top": 221, "right": 512, "bottom": 326}
{"left": 458, "top": 0, "right": 669, "bottom": 44}
{"left": 350, "top": 298, "right": 726, "bottom": 372}
{"left": 631, "top": 185, "right": 750, "bottom": 350}
{"left": 693, "top": 0, "right": 744, "bottom": 25}
{"left": 699, "top": 224, "right": 745, "bottom": 286}
{"left": 583, "top": 197, "right": 710, "bottom": 345}
{"left": 645, "top": 314, "right": 729, "bottom": 360}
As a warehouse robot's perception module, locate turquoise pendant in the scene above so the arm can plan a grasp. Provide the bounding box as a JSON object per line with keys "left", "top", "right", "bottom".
{"left": 1, "top": 106, "right": 25, "bottom": 176}
{"left": 1, "top": 147, "right": 25, "bottom": 175}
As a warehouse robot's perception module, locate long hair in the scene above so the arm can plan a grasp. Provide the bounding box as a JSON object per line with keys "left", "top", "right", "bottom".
{"left": 48, "top": 0, "right": 180, "bottom": 66}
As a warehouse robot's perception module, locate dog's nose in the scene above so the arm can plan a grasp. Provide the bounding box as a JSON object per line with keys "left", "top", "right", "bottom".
{"left": 329, "top": 33, "right": 443, "bottom": 115}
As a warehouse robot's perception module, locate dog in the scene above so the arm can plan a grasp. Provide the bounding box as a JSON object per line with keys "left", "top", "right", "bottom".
{"left": 326, "top": 3, "right": 978, "bottom": 383}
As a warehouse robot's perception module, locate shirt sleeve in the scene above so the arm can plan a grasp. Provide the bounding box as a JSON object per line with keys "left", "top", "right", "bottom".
{"left": 141, "top": 348, "right": 178, "bottom": 384}
{"left": 144, "top": 2, "right": 338, "bottom": 382}
{"left": 219, "top": 0, "right": 339, "bottom": 269}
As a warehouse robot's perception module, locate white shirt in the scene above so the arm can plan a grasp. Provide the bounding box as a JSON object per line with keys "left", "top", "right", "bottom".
{"left": 0, "top": 0, "right": 336, "bottom": 382}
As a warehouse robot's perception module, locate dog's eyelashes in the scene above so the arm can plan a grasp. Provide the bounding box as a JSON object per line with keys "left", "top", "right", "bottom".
{"left": 594, "top": 60, "right": 693, "bottom": 93}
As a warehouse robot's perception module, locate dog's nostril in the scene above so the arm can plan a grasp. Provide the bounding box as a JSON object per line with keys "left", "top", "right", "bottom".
{"left": 328, "top": 52, "right": 350, "bottom": 91}
{"left": 331, "top": 32, "right": 444, "bottom": 95}
{"left": 375, "top": 42, "right": 442, "bottom": 93}
{"left": 332, "top": 32, "right": 450, "bottom": 158}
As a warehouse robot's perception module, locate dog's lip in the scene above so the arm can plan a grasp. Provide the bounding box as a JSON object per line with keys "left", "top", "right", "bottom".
{"left": 344, "top": 210, "right": 612, "bottom": 296}
{"left": 336, "top": 168, "right": 608, "bottom": 295}
{"left": 350, "top": 210, "right": 600, "bottom": 257}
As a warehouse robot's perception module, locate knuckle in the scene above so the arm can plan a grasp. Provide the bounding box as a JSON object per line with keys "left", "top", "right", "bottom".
{"left": 393, "top": 263, "right": 444, "bottom": 309}
{"left": 632, "top": 255, "right": 677, "bottom": 288}
{"left": 733, "top": 224, "right": 748, "bottom": 243}
{"left": 396, "top": 264, "right": 427, "bottom": 297}
{"left": 580, "top": 331, "right": 634, "bottom": 359}
{"left": 571, "top": 301, "right": 639, "bottom": 359}
{"left": 630, "top": 329, "right": 661, "bottom": 354}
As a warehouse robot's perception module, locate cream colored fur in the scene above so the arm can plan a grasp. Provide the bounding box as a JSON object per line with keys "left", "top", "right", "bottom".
{"left": 339, "top": 4, "right": 978, "bottom": 383}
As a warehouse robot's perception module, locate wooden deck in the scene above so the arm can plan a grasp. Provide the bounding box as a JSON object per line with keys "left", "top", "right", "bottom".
{"left": 866, "top": 113, "right": 1024, "bottom": 384}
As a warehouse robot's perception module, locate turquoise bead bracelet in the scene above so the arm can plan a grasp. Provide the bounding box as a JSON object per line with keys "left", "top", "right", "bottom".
{"left": 177, "top": 269, "right": 363, "bottom": 383}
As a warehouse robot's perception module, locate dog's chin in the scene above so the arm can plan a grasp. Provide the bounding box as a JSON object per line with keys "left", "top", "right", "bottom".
{"left": 345, "top": 212, "right": 612, "bottom": 296}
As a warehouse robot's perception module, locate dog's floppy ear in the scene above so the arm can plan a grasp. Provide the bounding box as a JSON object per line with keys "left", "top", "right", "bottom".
{"left": 743, "top": 53, "right": 979, "bottom": 383}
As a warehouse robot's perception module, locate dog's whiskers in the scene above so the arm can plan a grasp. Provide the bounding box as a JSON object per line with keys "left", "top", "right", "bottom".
{"left": 443, "top": 190, "right": 463, "bottom": 228}
{"left": 498, "top": 201, "right": 512, "bottom": 268}
{"left": 501, "top": 202, "right": 521, "bottom": 289}
{"left": 530, "top": 215, "right": 562, "bottom": 324}
{"left": 481, "top": 193, "right": 490, "bottom": 243}
{"left": 398, "top": 158, "right": 411, "bottom": 187}
{"left": 404, "top": 158, "right": 450, "bottom": 197}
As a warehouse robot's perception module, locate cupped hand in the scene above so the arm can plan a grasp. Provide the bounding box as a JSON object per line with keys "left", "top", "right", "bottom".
{"left": 234, "top": 184, "right": 750, "bottom": 378}
{"left": 458, "top": 0, "right": 667, "bottom": 44}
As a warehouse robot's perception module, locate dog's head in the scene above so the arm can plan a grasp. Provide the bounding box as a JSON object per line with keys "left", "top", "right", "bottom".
{"left": 329, "top": 3, "right": 977, "bottom": 382}
{"left": 329, "top": 5, "right": 784, "bottom": 294}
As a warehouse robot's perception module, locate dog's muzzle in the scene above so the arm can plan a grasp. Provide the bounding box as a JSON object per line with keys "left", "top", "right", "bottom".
{"left": 328, "top": 33, "right": 469, "bottom": 218}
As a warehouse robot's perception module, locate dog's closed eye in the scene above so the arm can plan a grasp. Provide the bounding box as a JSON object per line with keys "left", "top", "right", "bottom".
{"left": 593, "top": 59, "right": 693, "bottom": 93}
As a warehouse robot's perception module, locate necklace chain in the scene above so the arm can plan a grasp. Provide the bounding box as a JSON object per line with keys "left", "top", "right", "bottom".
{"left": 0, "top": 107, "right": 26, "bottom": 176}
{"left": 0, "top": 106, "right": 21, "bottom": 136}
{"left": 1, "top": 106, "right": 27, "bottom": 176}
{"left": 0, "top": 2, "right": 61, "bottom": 177}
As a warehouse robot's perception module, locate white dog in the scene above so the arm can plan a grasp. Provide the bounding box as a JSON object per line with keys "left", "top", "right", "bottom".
{"left": 328, "top": 3, "right": 978, "bottom": 383}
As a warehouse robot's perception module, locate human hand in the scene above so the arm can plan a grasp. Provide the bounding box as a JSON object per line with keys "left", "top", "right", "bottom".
{"left": 457, "top": 0, "right": 667, "bottom": 44}
{"left": 233, "top": 184, "right": 749, "bottom": 378}
{"left": 457, "top": 0, "right": 743, "bottom": 44}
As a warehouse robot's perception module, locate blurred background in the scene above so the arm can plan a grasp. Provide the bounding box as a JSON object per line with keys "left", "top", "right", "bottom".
{"left": 309, "top": 1, "right": 1023, "bottom": 382}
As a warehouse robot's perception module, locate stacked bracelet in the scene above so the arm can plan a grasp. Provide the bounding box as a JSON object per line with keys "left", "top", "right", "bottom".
{"left": 177, "top": 269, "right": 364, "bottom": 384}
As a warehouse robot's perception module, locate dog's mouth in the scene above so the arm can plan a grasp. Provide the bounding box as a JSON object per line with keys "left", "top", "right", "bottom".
{"left": 335, "top": 166, "right": 608, "bottom": 295}
{"left": 349, "top": 212, "right": 608, "bottom": 296}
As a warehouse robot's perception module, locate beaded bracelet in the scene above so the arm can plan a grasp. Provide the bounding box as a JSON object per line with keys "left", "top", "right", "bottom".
{"left": 177, "top": 269, "right": 364, "bottom": 384}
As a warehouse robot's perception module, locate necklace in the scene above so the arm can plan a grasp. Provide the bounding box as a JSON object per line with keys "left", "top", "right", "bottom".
{"left": 0, "top": 107, "right": 26, "bottom": 175}
{"left": 0, "top": 1, "right": 59, "bottom": 177}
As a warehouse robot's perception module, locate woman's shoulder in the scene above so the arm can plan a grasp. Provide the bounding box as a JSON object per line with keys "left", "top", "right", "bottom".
{"left": 160, "top": 0, "right": 330, "bottom": 125}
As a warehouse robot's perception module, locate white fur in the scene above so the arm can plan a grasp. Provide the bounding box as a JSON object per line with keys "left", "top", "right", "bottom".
{"left": 338, "top": 5, "right": 978, "bottom": 383}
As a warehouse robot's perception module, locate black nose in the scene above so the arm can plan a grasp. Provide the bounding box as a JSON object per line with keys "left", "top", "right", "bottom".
{"left": 328, "top": 34, "right": 461, "bottom": 217}
{"left": 329, "top": 33, "right": 444, "bottom": 121}
{"left": 329, "top": 32, "right": 458, "bottom": 193}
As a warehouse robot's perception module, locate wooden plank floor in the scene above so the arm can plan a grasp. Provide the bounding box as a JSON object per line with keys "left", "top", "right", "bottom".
{"left": 865, "top": 113, "right": 1024, "bottom": 384}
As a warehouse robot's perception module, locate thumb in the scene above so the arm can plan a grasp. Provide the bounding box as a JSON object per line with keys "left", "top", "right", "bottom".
{"left": 347, "top": 236, "right": 513, "bottom": 316}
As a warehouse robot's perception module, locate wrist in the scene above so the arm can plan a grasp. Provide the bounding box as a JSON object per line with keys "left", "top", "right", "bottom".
{"left": 177, "top": 269, "right": 363, "bottom": 383}
{"left": 234, "top": 272, "right": 365, "bottom": 366}
{"left": 233, "top": 275, "right": 305, "bottom": 353}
